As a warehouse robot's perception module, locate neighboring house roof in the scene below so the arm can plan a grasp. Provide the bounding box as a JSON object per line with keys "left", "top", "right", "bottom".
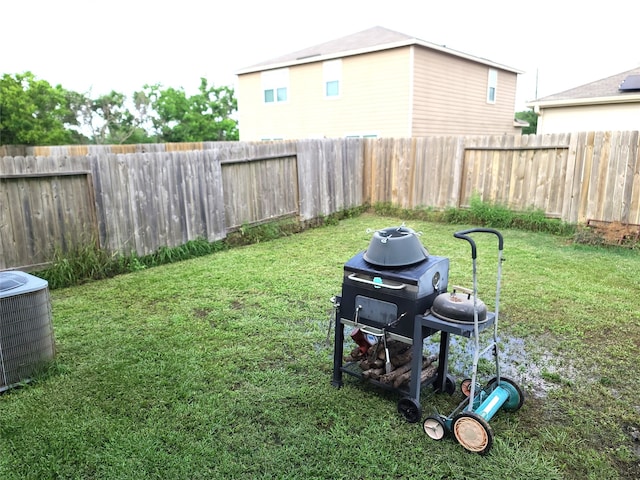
{"left": 513, "top": 118, "right": 529, "bottom": 128}
{"left": 527, "top": 66, "right": 640, "bottom": 108}
{"left": 236, "top": 26, "right": 522, "bottom": 75}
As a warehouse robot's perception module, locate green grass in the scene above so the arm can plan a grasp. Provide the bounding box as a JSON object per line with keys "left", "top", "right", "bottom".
{"left": 2, "top": 213, "right": 639, "bottom": 479}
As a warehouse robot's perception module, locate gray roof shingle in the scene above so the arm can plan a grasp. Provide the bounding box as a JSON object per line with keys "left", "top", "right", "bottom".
{"left": 236, "top": 26, "right": 521, "bottom": 74}
{"left": 535, "top": 66, "right": 640, "bottom": 102}
{"left": 246, "top": 26, "right": 413, "bottom": 69}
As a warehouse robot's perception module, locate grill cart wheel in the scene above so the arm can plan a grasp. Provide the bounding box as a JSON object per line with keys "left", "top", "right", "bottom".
{"left": 397, "top": 396, "right": 422, "bottom": 423}
{"left": 423, "top": 415, "right": 446, "bottom": 440}
{"left": 435, "top": 374, "right": 456, "bottom": 395}
{"left": 452, "top": 412, "right": 494, "bottom": 455}
{"left": 485, "top": 376, "right": 524, "bottom": 412}
{"left": 460, "top": 378, "right": 473, "bottom": 397}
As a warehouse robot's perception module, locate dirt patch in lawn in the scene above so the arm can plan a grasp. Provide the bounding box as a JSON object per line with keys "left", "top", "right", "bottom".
{"left": 580, "top": 220, "right": 640, "bottom": 247}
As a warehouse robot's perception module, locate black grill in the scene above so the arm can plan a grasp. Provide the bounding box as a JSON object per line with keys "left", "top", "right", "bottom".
{"left": 339, "top": 251, "right": 448, "bottom": 340}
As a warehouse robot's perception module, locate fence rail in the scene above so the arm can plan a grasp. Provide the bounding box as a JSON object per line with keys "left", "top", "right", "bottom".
{"left": 1, "top": 131, "right": 639, "bottom": 270}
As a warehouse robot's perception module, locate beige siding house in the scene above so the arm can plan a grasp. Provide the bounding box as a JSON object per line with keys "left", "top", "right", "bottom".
{"left": 526, "top": 66, "right": 640, "bottom": 134}
{"left": 235, "top": 26, "right": 523, "bottom": 141}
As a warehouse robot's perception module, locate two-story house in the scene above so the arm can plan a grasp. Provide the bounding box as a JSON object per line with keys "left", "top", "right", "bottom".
{"left": 235, "top": 26, "right": 523, "bottom": 141}
{"left": 526, "top": 66, "right": 640, "bottom": 134}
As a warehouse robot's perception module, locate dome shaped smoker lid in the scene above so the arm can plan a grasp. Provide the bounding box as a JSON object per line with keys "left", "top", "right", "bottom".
{"left": 363, "top": 225, "right": 429, "bottom": 267}
{"left": 431, "top": 291, "right": 488, "bottom": 324}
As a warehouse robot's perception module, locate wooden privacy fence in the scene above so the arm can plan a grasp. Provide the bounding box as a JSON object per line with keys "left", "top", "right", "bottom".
{"left": 1, "top": 131, "right": 639, "bottom": 271}
{"left": 0, "top": 139, "right": 362, "bottom": 270}
{"left": 364, "top": 131, "right": 640, "bottom": 225}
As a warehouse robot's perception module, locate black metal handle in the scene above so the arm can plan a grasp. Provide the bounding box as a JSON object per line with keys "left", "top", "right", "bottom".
{"left": 453, "top": 228, "right": 504, "bottom": 259}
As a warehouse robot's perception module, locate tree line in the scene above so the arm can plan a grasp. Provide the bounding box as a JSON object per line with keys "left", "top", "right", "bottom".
{"left": 0, "top": 72, "right": 239, "bottom": 146}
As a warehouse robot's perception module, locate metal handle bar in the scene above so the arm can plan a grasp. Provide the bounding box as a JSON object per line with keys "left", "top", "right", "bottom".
{"left": 358, "top": 326, "right": 384, "bottom": 337}
{"left": 453, "top": 228, "right": 505, "bottom": 410}
{"left": 452, "top": 285, "right": 474, "bottom": 295}
{"left": 451, "top": 285, "right": 473, "bottom": 295}
{"left": 453, "top": 228, "right": 504, "bottom": 259}
{"left": 347, "top": 273, "right": 406, "bottom": 290}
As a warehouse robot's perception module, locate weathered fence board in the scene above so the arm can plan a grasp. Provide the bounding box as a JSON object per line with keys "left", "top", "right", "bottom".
{"left": 222, "top": 155, "right": 296, "bottom": 229}
{"left": 297, "top": 138, "right": 363, "bottom": 219}
{"left": 90, "top": 150, "right": 228, "bottom": 256}
{"left": 0, "top": 172, "right": 98, "bottom": 270}
{"left": 629, "top": 132, "right": 640, "bottom": 224}
{"left": 218, "top": 141, "right": 298, "bottom": 229}
{"left": 458, "top": 134, "right": 571, "bottom": 217}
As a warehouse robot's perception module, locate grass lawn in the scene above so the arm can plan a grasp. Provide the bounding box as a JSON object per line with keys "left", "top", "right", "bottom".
{"left": 1, "top": 213, "right": 639, "bottom": 479}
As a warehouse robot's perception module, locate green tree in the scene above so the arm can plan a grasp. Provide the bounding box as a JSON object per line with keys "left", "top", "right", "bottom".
{"left": 1, "top": 72, "right": 238, "bottom": 146}
{"left": 516, "top": 109, "right": 538, "bottom": 135}
{"left": 0, "top": 72, "right": 78, "bottom": 145}
{"left": 70, "top": 89, "right": 155, "bottom": 145}
{"left": 143, "top": 78, "right": 238, "bottom": 142}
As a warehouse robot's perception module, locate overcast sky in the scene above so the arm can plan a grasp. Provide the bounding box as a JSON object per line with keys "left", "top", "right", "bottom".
{"left": 4, "top": 0, "right": 640, "bottom": 111}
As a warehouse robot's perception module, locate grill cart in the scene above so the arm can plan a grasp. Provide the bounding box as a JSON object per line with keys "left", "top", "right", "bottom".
{"left": 330, "top": 225, "right": 456, "bottom": 423}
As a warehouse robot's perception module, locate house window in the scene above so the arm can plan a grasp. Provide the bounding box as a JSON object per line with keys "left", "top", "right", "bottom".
{"left": 323, "top": 60, "right": 341, "bottom": 98}
{"left": 326, "top": 80, "right": 339, "bottom": 97}
{"left": 487, "top": 68, "right": 498, "bottom": 104}
{"left": 262, "top": 68, "right": 289, "bottom": 104}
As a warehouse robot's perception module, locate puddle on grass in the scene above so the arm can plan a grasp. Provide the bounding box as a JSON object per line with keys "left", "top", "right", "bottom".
{"left": 422, "top": 333, "right": 576, "bottom": 398}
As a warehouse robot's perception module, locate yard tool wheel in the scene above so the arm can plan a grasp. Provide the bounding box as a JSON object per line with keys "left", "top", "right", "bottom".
{"left": 452, "top": 412, "right": 494, "bottom": 455}
{"left": 423, "top": 415, "right": 446, "bottom": 440}
{"left": 460, "top": 378, "right": 473, "bottom": 397}
{"left": 397, "top": 396, "right": 422, "bottom": 423}
{"left": 486, "top": 376, "right": 524, "bottom": 412}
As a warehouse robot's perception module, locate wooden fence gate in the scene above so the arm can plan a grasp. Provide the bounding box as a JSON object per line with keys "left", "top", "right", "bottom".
{"left": 0, "top": 172, "right": 99, "bottom": 271}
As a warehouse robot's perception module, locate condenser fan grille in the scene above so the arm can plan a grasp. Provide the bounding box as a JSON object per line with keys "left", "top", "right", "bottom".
{"left": 0, "top": 272, "right": 55, "bottom": 392}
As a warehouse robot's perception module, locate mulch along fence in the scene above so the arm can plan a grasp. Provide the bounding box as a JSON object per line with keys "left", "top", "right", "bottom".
{"left": 1, "top": 131, "right": 639, "bottom": 271}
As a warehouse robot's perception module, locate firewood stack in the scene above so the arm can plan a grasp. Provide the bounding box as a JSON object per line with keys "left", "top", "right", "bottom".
{"left": 345, "top": 339, "right": 438, "bottom": 389}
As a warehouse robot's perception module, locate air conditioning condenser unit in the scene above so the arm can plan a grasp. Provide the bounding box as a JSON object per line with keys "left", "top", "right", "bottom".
{"left": 0, "top": 271, "right": 55, "bottom": 392}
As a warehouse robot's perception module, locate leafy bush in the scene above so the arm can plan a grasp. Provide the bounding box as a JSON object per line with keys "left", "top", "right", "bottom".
{"left": 372, "top": 197, "right": 576, "bottom": 237}
{"left": 468, "top": 194, "right": 514, "bottom": 227}
{"left": 37, "top": 238, "right": 228, "bottom": 289}
{"left": 38, "top": 242, "right": 124, "bottom": 289}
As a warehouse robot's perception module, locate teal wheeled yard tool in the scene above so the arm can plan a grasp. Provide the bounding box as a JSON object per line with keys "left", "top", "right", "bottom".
{"left": 421, "top": 228, "right": 524, "bottom": 455}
